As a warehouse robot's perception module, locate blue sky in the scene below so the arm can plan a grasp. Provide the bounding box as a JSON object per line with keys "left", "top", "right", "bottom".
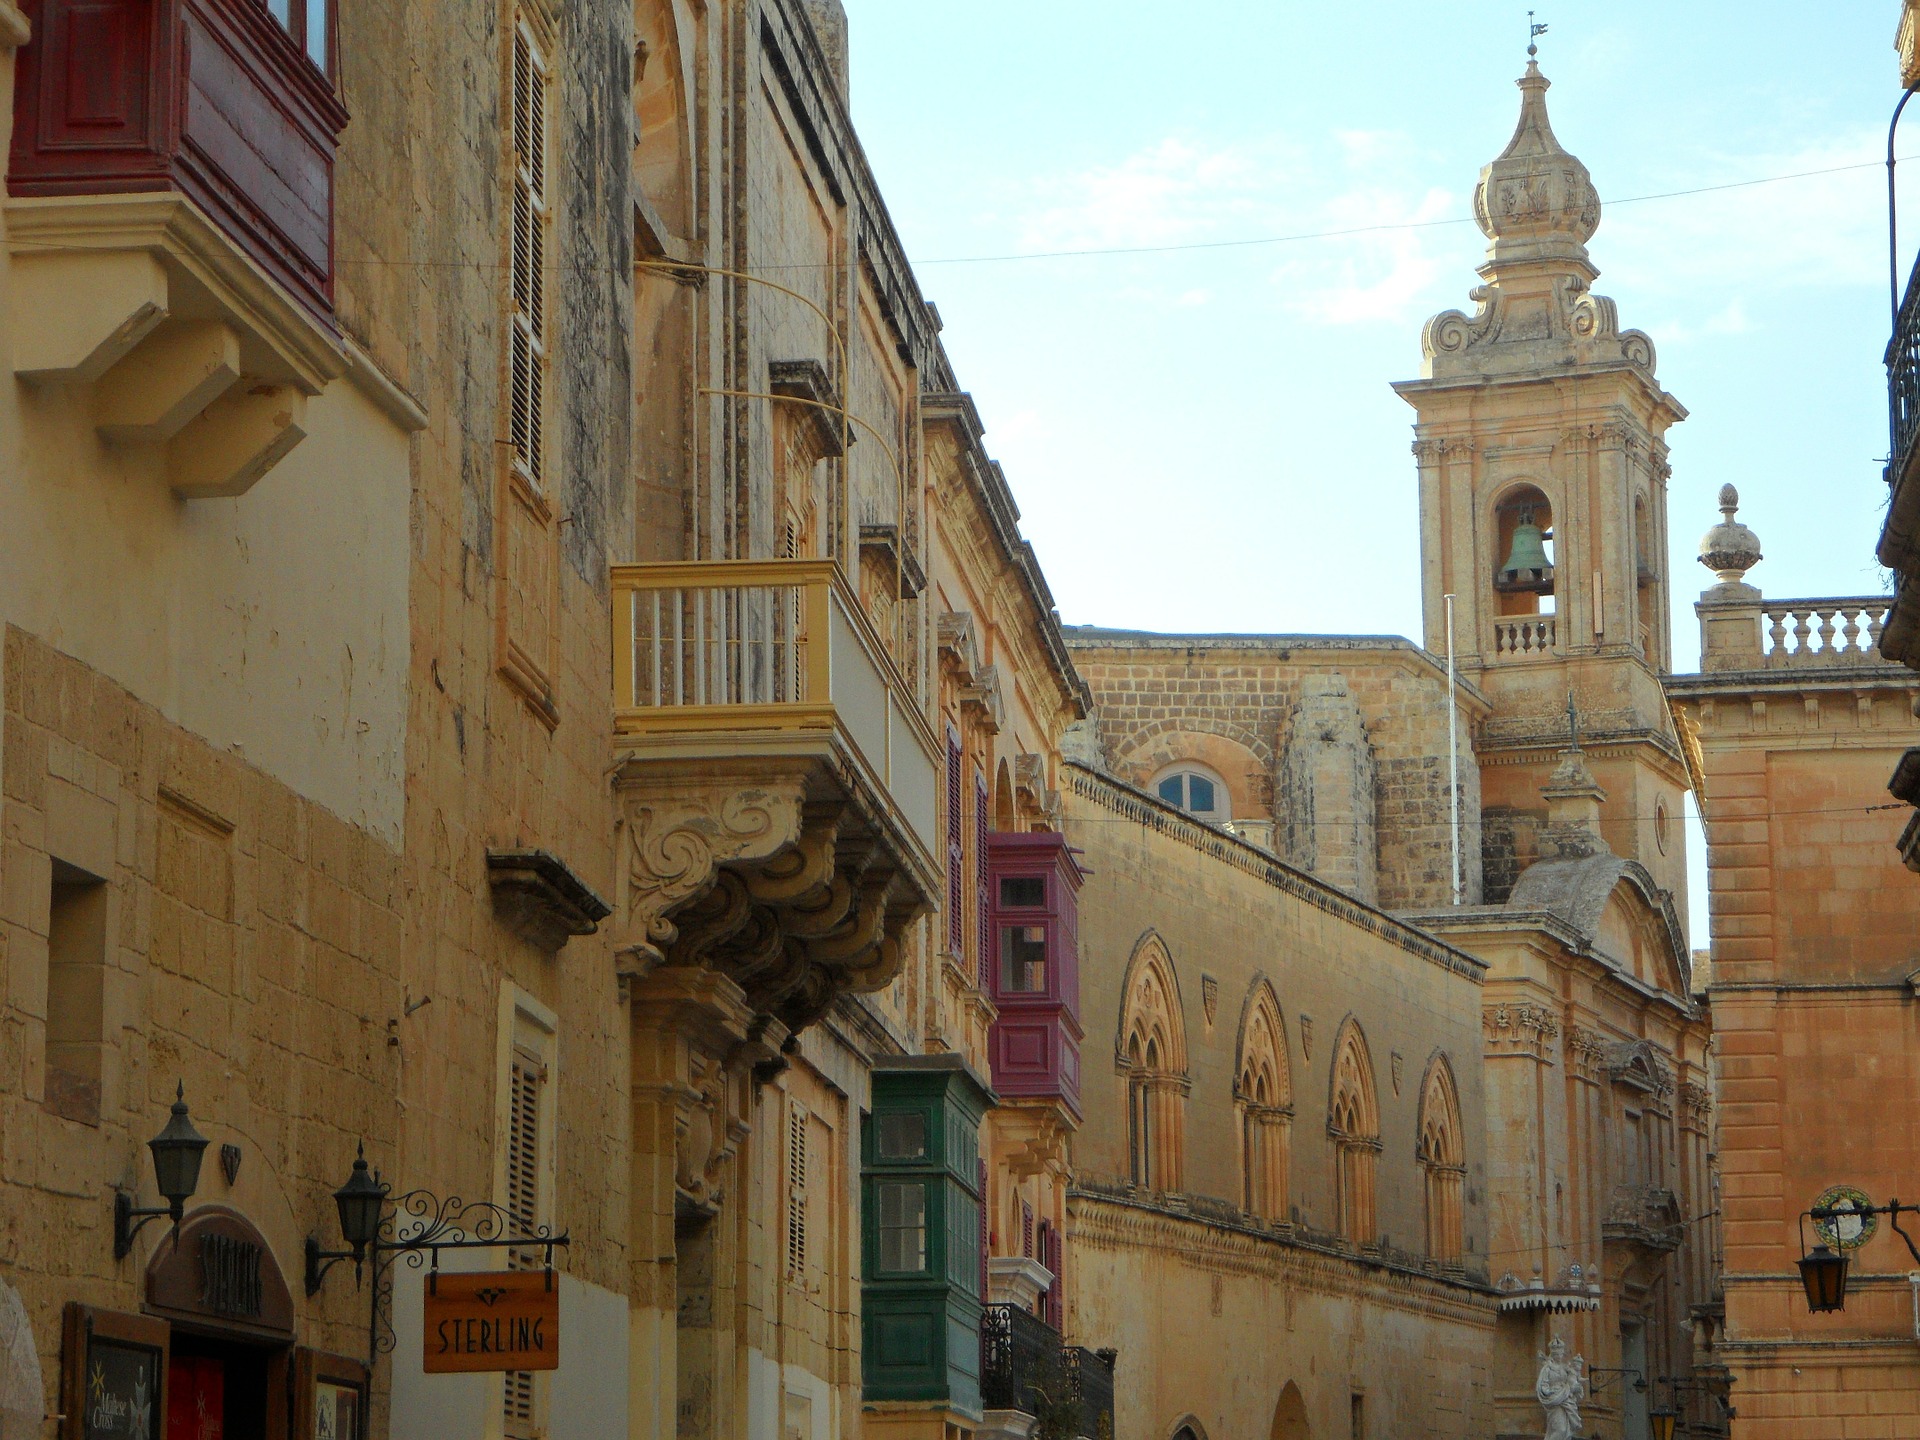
{"left": 837, "top": 2, "right": 1905, "bottom": 942}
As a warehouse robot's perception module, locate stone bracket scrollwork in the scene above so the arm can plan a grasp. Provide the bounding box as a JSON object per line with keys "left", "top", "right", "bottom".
{"left": 617, "top": 777, "right": 808, "bottom": 977}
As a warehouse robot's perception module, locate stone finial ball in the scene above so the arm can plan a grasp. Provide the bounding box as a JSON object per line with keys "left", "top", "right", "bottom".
{"left": 1699, "top": 487, "right": 1761, "bottom": 585}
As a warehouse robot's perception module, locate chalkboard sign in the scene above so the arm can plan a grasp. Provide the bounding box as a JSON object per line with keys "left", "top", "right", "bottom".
{"left": 81, "top": 1337, "right": 161, "bottom": 1440}
{"left": 62, "top": 1307, "right": 168, "bottom": 1440}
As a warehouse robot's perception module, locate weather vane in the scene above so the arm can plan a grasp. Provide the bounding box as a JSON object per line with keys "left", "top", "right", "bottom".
{"left": 1528, "top": 10, "right": 1548, "bottom": 58}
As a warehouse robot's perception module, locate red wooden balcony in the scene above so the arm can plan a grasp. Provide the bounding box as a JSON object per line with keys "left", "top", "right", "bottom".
{"left": 9, "top": 0, "right": 348, "bottom": 322}
{"left": 985, "top": 831, "right": 1085, "bottom": 1119}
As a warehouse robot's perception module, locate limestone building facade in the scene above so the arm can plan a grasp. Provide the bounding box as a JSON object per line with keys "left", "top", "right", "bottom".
{"left": 1064, "top": 59, "right": 1717, "bottom": 1440}
{"left": 1672, "top": 493, "right": 1920, "bottom": 1437}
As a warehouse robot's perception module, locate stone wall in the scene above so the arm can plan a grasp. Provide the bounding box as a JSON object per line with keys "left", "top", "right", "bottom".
{"left": 1061, "top": 764, "right": 1494, "bottom": 1438}
{"left": 0, "top": 627, "right": 405, "bottom": 1385}
{"left": 1673, "top": 665, "right": 1920, "bottom": 1440}
{"left": 1068, "top": 632, "right": 1486, "bottom": 909}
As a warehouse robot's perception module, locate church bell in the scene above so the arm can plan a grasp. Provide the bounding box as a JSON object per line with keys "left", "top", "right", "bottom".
{"left": 1496, "top": 507, "right": 1555, "bottom": 594}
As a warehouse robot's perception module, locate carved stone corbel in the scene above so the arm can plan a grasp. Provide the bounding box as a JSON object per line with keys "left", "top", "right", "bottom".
{"left": 617, "top": 777, "right": 808, "bottom": 976}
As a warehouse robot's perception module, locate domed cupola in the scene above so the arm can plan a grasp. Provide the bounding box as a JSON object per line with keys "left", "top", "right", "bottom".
{"left": 1473, "top": 60, "right": 1602, "bottom": 274}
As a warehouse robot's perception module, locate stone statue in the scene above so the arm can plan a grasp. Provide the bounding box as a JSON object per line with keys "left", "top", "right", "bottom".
{"left": 1535, "top": 1336, "right": 1586, "bottom": 1440}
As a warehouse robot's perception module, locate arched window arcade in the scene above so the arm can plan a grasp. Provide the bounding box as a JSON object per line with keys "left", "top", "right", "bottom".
{"left": 1119, "top": 935, "right": 1189, "bottom": 1192}
{"left": 1235, "top": 979, "right": 1293, "bottom": 1220}
{"left": 1327, "top": 1018, "right": 1381, "bottom": 1245}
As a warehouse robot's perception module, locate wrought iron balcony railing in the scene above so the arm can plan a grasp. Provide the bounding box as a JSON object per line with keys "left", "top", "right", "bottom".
{"left": 1064, "top": 1345, "right": 1117, "bottom": 1440}
{"left": 1890, "top": 255, "right": 1920, "bottom": 475}
{"left": 980, "top": 1305, "right": 1115, "bottom": 1440}
{"left": 611, "top": 559, "right": 939, "bottom": 860}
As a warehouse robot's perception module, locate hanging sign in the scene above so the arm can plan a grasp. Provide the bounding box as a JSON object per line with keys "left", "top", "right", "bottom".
{"left": 421, "top": 1271, "right": 559, "bottom": 1373}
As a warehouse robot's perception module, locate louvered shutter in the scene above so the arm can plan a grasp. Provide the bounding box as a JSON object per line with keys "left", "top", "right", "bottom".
{"left": 509, "top": 24, "right": 549, "bottom": 485}
{"left": 975, "top": 773, "right": 991, "bottom": 987}
{"left": 945, "top": 731, "right": 964, "bottom": 956}
{"left": 502, "top": 1047, "right": 544, "bottom": 1436}
{"left": 1046, "top": 1224, "right": 1064, "bottom": 1330}
{"left": 1021, "top": 1200, "right": 1033, "bottom": 1259}
{"left": 977, "top": 1157, "right": 989, "bottom": 1301}
{"left": 787, "top": 1102, "right": 808, "bottom": 1279}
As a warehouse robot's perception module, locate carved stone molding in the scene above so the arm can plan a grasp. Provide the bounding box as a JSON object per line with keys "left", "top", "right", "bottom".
{"left": 962, "top": 663, "right": 1006, "bottom": 734}
{"left": 1605, "top": 1039, "right": 1675, "bottom": 1098}
{"left": 769, "top": 358, "right": 846, "bottom": 459}
{"left": 628, "top": 965, "right": 786, "bottom": 1221}
{"left": 486, "top": 847, "right": 613, "bottom": 951}
{"left": 1483, "top": 1001, "right": 1560, "bottom": 1061}
{"left": 615, "top": 762, "right": 931, "bottom": 1035}
{"left": 938, "top": 609, "right": 981, "bottom": 679}
{"left": 619, "top": 777, "right": 808, "bottom": 973}
{"left": 1566, "top": 1024, "right": 1610, "bottom": 1081}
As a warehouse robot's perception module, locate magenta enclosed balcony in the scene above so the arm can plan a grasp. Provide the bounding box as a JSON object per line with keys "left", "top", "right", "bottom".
{"left": 985, "top": 832, "right": 1085, "bottom": 1119}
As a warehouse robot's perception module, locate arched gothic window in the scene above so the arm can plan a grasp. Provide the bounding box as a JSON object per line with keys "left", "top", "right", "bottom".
{"left": 1327, "top": 1019, "right": 1381, "bottom": 1244}
{"left": 1418, "top": 1055, "right": 1466, "bottom": 1263}
{"left": 1119, "top": 936, "right": 1188, "bottom": 1191}
{"left": 1234, "top": 980, "right": 1293, "bottom": 1220}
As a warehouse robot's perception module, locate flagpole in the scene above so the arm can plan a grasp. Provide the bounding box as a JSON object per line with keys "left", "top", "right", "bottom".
{"left": 1445, "top": 593, "right": 1462, "bottom": 906}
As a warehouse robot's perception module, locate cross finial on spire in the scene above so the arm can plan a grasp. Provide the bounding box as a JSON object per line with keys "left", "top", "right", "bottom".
{"left": 1565, "top": 689, "right": 1581, "bottom": 751}
{"left": 1528, "top": 10, "right": 1548, "bottom": 59}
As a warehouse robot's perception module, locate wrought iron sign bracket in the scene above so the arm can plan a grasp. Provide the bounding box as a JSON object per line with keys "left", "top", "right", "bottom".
{"left": 304, "top": 1187, "right": 570, "bottom": 1365}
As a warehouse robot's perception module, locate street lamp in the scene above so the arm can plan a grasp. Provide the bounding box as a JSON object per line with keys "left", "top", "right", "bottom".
{"left": 1649, "top": 1405, "right": 1679, "bottom": 1440}
{"left": 1797, "top": 1241, "right": 1850, "bottom": 1314}
{"left": 113, "top": 1082, "right": 209, "bottom": 1258}
{"left": 306, "top": 1144, "right": 390, "bottom": 1295}
{"left": 1795, "top": 1197, "right": 1920, "bottom": 1314}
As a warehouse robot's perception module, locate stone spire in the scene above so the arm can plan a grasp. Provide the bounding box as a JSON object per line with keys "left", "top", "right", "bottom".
{"left": 1473, "top": 61, "right": 1601, "bottom": 274}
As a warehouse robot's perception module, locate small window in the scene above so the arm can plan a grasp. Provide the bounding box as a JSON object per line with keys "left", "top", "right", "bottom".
{"left": 1000, "top": 924, "right": 1048, "bottom": 993}
{"left": 877, "top": 1111, "right": 927, "bottom": 1161}
{"left": 878, "top": 1182, "right": 927, "bottom": 1272}
{"left": 999, "top": 875, "right": 1046, "bottom": 909}
{"left": 1153, "top": 766, "right": 1229, "bottom": 822}
{"left": 264, "top": 0, "right": 335, "bottom": 78}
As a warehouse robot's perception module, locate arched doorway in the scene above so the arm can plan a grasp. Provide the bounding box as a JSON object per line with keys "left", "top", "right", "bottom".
{"left": 1271, "top": 1381, "right": 1311, "bottom": 1440}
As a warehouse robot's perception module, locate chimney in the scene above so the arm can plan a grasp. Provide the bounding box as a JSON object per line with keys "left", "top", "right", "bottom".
{"left": 800, "top": 0, "right": 850, "bottom": 103}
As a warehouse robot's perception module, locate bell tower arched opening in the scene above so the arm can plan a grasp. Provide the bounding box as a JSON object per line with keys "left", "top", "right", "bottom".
{"left": 1492, "top": 484, "right": 1555, "bottom": 618}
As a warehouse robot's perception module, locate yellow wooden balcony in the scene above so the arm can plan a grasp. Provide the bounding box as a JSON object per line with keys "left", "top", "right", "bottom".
{"left": 609, "top": 560, "right": 939, "bottom": 1027}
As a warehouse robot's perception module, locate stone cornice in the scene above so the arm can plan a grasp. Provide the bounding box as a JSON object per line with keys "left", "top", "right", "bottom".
{"left": 1066, "top": 765, "right": 1487, "bottom": 982}
{"left": 1068, "top": 1187, "right": 1497, "bottom": 1323}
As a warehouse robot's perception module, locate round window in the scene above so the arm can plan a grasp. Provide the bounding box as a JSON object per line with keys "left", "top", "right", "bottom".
{"left": 1654, "top": 798, "right": 1670, "bottom": 855}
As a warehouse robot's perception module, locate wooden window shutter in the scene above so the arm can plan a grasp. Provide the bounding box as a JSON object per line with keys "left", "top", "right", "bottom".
{"left": 787, "top": 1101, "right": 809, "bottom": 1279}
{"left": 502, "top": 1046, "right": 544, "bottom": 1436}
{"left": 509, "top": 21, "right": 549, "bottom": 486}
{"left": 1021, "top": 1199, "right": 1033, "bottom": 1259}
{"left": 975, "top": 772, "right": 990, "bottom": 986}
{"left": 1045, "top": 1225, "right": 1064, "bottom": 1330}
{"left": 945, "top": 730, "right": 964, "bottom": 955}
{"left": 977, "top": 1157, "right": 989, "bottom": 1300}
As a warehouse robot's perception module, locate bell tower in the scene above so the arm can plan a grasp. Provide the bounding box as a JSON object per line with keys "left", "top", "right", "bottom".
{"left": 1393, "top": 60, "right": 1691, "bottom": 902}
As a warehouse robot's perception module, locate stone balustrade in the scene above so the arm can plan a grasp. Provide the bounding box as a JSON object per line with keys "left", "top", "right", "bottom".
{"left": 1492, "top": 615, "right": 1557, "bottom": 659}
{"left": 1760, "top": 599, "right": 1889, "bottom": 667}
{"left": 1699, "top": 590, "right": 1896, "bottom": 673}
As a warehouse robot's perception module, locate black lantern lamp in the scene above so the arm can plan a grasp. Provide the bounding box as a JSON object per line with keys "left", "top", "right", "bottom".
{"left": 307, "top": 1142, "right": 390, "bottom": 1296}
{"left": 1798, "top": 1240, "right": 1850, "bottom": 1314}
{"left": 114, "top": 1082, "right": 209, "bottom": 1258}
{"left": 1649, "top": 1405, "right": 1679, "bottom": 1440}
